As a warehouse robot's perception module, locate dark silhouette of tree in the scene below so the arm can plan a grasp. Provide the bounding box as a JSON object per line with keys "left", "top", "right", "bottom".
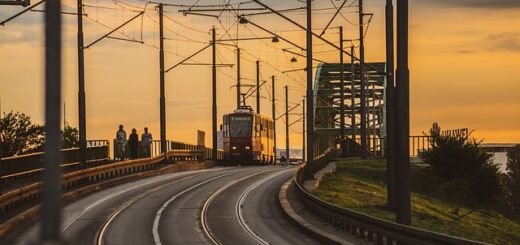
{"left": 0, "top": 111, "right": 44, "bottom": 157}
{"left": 420, "top": 125, "right": 501, "bottom": 204}
{"left": 506, "top": 145, "right": 520, "bottom": 217}
{"left": 61, "top": 125, "right": 79, "bottom": 149}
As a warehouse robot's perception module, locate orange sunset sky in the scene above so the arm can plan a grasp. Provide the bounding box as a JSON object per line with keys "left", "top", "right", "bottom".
{"left": 1, "top": 0, "right": 519, "bottom": 148}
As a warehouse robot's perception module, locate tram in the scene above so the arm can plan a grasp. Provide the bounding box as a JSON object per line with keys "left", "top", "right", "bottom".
{"left": 222, "top": 106, "right": 275, "bottom": 165}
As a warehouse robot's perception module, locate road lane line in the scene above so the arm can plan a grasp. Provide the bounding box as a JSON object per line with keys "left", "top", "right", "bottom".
{"left": 236, "top": 169, "right": 293, "bottom": 245}
{"left": 200, "top": 167, "right": 276, "bottom": 245}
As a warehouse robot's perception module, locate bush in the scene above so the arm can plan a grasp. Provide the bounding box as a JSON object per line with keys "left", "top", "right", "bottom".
{"left": 420, "top": 135, "right": 501, "bottom": 204}
{"left": 506, "top": 145, "right": 520, "bottom": 217}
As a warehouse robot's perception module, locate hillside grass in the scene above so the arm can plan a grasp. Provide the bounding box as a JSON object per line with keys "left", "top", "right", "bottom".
{"left": 314, "top": 158, "right": 520, "bottom": 245}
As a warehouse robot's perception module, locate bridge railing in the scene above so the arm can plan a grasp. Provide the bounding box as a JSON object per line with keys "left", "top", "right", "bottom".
{"left": 1, "top": 140, "right": 110, "bottom": 182}
{"left": 294, "top": 151, "right": 487, "bottom": 245}
{"left": 349, "top": 135, "right": 433, "bottom": 158}
{"left": 112, "top": 140, "right": 223, "bottom": 161}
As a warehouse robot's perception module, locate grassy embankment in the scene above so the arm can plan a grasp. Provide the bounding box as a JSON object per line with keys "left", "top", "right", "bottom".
{"left": 314, "top": 158, "right": 520, "bottom": 245}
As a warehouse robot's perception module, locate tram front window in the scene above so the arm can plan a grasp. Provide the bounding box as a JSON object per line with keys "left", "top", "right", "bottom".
{"left": 229, "top": 116, "right": 252, "bottom": 137}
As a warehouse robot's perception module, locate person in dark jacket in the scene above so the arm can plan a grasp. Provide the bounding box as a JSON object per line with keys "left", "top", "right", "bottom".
{"left": 128, "top": 128, "right": 139, "bottom": 160}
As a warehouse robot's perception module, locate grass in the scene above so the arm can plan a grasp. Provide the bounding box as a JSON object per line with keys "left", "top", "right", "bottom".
{"left": 314, "top": 158, "right": 520, "bottom": 245}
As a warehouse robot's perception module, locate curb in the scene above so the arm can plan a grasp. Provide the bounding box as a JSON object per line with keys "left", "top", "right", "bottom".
{"left": 0, "top": 161, "right": 214, "bottom": 238}
{"left": 278, "top": 178, "right": 355, "bottom": 245}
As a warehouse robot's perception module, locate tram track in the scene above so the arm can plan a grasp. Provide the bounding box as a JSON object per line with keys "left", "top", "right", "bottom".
{"left": 201, "top": 168, "right": 275, "bottom": 245}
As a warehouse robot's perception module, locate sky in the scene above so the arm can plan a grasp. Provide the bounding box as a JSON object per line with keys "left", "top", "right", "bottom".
{"left": 0, "top": 0, "right": 519, "bottom": 148}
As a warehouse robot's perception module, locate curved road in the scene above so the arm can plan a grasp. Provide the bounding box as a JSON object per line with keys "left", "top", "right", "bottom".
{"left": 3, "top": 165, "right": 322, "bottom": 245}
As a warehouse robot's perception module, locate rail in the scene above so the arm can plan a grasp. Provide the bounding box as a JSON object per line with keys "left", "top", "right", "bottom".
{"left": 293, "top": 151, "right": 487, "bottom": 245}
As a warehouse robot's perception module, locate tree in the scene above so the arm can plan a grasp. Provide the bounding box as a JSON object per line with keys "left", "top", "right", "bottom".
{"left": 0, "top": 111, "right": 45, "bottom": 157}
{"left": 506, "top": 145, "right": 520, "bottom": 217}
{"left": 61, "top": 125, "right": 79, "bottom": 149}
{"left": 420, "top": 127, "right": 501, "bottom": 204}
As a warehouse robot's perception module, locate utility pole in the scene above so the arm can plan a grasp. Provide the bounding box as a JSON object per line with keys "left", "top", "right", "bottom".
{"left": 339, "top": 26, "right": 346, "bottom": 157}
{"left": 77, "top": 0, "right": 87, "bottom": 168}
{"left": 350, "top": 45, "right": 356, "bottom": 143}
{"left": 212, "top": 27, "right": 218, "bottom": 161}
{"left": 305, "top": 0, "right": 314, "bottom": 177}
{"left": 385, "top": 0, "right": 397, "bottom": 210}
{"left": 256, "top": 60, "right": 260, "bottom": 114}
{"left": 159, "top": 4, "right": 167, "bottom": 156}
{"left": 236, "top": 48, "right": 241, "bottom": 109}
{"left": 359, "top": 0, "right": 367, "bottom": 159}
{"left": 42, "top": 0, "right": 62, "bottom": 241}
{"left": 271, "top": 76, "right": 277, "bottom": 163}
{"left": 302, "top": 97, "right": 306, "bottom": 163}
{"left": 396, "top": 0, "right": 411, "bottom": 225}
{"left": 285, "top": 85, "right": 290, "bottom": 164}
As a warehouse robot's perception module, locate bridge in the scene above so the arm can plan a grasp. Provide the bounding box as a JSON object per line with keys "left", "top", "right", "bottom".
{"left": 0, "top": 0, "right": 493, "bottom": 245}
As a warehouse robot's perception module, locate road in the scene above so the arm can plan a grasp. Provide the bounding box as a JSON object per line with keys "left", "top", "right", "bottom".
{"left": 3, "top": 165, "right": 322, "bottom": 245}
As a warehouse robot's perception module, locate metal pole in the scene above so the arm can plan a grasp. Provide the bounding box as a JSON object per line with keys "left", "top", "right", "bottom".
{"left": 285, "top": 85, "right": 290, "bottom": 164}
{"left": 305, "top": 0, "right": 314, "bottom": 177}
{"left": 237, "top": 48, "right": 241, "bottom": 109}
{"left": 385, "top": 0, "right": 396, "bottom": 210}
{"left": 350, "top": 45, "right": 356, "bottom": 143}
{"left": 385, "top": 0, "right": 397, "bottom": 210}
{"left": 302, "top": 97, "right": 306, "bottom": 162}
{"left": 272, "top": 76, "right": 277, "bottom": 163}
{"left": 212, "top": 27, "right": 218, "bottom": 161}
{"left": 42, "top": 0, "right": 62, "bottom": 242}
{"left": 256, "top": 60, "right": 260, "bottom": 114}
{"left": 339, "top": 26, "right": 346, "bottom": 157}
{"left": 396, "top": 0, "right": 411, "bottom": 225}
{"left": 359, "top": 0, "right": 367, "bottom": 159}
{"left": 159, "top": 4, "right": 167, "bottom": 156}
{"left": 77, "top": 0, "right": 87, "bottom": 168}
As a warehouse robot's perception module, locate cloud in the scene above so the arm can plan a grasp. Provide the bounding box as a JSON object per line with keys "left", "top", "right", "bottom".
{"left": 417, "top": 0, "right": 520, "bottom": 8}
{"left": 485, "top": 32, "right": 520, "bottom": 52}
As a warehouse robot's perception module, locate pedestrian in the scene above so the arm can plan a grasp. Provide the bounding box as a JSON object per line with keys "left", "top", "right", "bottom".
{"left": 141, "top": 127, "right": 153, "bottom": 158}
{"left": 116, "top": 125, "right": 127, "bottom": 161}
{"left": 128, "top": 128, "right": 139, "bottom": 160}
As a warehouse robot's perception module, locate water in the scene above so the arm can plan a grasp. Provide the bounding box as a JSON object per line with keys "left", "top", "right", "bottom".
{"left": 492, "top": 152, "right": 509, "bottom": 173}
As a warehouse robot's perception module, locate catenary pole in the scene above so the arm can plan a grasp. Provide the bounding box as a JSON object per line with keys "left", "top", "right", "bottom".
{"left": 77, "top": 0, "right": 87, "bottom": 168}
{"left": 159, "top": 4, "right": 167, "bottom": 156}
{"left": 285, "top": 85, "right": 290, "bottom": 164}
{"left": 359, "top": 0, "right": 367, "bottom": 159}
{"left": 305, "top": 0, "right": 314, "bottom": 178}
{"left": 339, "top": 26, "right": 346, "bottom": 157}
{"left": 272, "top": 76, "right": 277, "bottom": 163}
{"left": 256, "top": 60, "right": 260, "bottom": 114}
{"left": 237, "top": 48, "right": 241, "bottom": 108}
{"left": 350, "top": 45, "right": 356, "bottom": 143}
{"left": 212, "top": 27, "right": 218, "bottom": 161}
{"left": 396, "top": 0, "right": 411, "bottom": 225}
{"left": 302, "top": 97, "right": 306, "bottom": 162}
{"left": 42, "top": 0, "right": 62, "bottom": 242}
{"left": 386, "top": 0, "right": 396, "bottom": 210}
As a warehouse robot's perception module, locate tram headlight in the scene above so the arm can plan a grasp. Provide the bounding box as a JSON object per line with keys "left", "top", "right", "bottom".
{"left": 245, "top": 146, "right": 251, "bottom": 150}
{"left": 232, "top": 146, "right": 237, "bottom": 150}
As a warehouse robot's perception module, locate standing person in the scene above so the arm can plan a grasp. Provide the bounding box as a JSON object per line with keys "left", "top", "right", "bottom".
{"left": 128, "top": 128, "right": 139, "bottom": 160}
{"left": 116, "top": 125, "right": 127, "bottom": 161}
{"left": 141, "top": 127, "right": 153, "bottom": 158}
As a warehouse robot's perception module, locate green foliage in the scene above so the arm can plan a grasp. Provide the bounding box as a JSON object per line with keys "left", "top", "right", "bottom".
{"left": 314, "top": 158, "right": 520, "bottom": 245}
{"left": 420, "top": 135, "right": 501, "bottom": 204}
{"left": 0, "top": 111, "right": 44, "bottom": 157}
{"left": 61, "top": 125, "right": 79, "bottom": 149}
{"left": 506, "top": 145, "right": 520, "bottom": 217}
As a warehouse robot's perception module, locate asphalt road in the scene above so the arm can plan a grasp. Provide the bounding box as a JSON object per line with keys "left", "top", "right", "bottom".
{"left": 3, "top": 165, "right": 323, "bottom": 245}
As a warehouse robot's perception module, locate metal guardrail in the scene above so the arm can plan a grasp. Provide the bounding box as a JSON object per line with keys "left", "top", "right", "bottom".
{"left": 0, "top": 153, "right": 167, "bottom": 217}
{"left": 293, "top": 151, "right": 488, "bottom": 245}
{"left": 1, "top": 142, "right": 110, "bottom": 181}
{"left": 112, "top": 140, "right": 223, "bottom": 161}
